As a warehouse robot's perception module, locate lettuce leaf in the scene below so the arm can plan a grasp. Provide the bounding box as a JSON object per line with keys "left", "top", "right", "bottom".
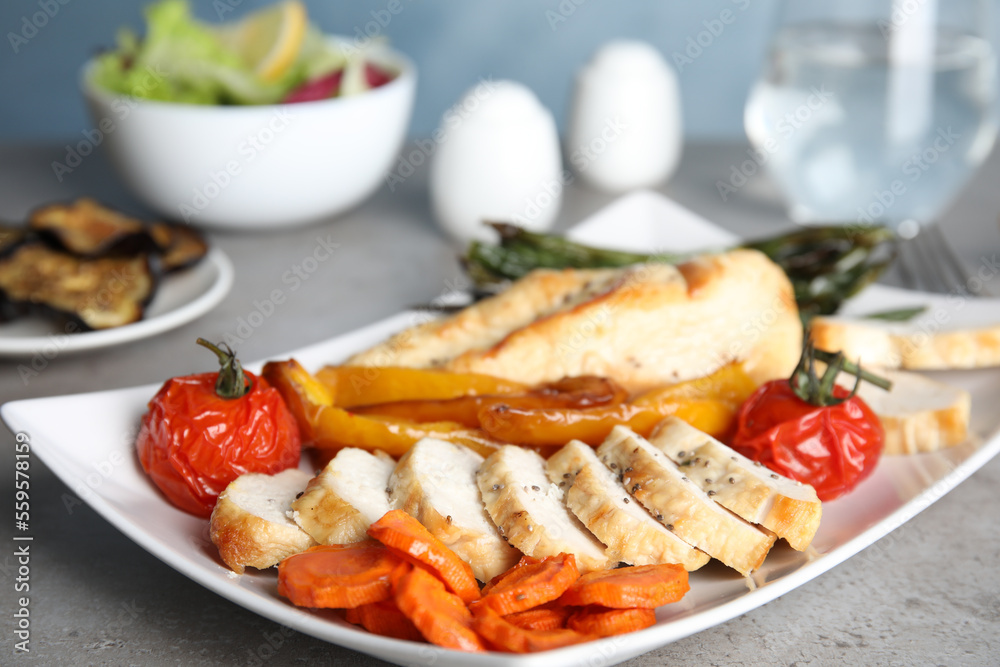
{"left": 90, "top": 0, "right": 291, "bottom": 105}
{"left": 89, "top": 0, "right": 381, "bottom": 105}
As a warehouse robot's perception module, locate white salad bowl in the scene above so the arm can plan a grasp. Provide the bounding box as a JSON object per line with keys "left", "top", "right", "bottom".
{"left": 80, "top": 41, "right": 416, "bottom": 230}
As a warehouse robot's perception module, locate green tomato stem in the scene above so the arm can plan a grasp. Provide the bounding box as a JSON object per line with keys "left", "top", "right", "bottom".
{"left": 196, "top": 338, "right": 250, "bottom": 399}
{"left": 789, "top": 337, "right": 892, "bottom": 407}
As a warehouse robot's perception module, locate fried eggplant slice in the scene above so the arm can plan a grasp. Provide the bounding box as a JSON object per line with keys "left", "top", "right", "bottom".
{"left": 0, "top": 243, "right": 157, "bottom": 330}
{"left": 150, "top": 222, "right": 209, "bottom": 272}
{"left": 29, "top": 198, "right": 156, "bottom": 258}
{"left": 0, "top": 226, "right": 33, "bottom": 321}
{"left": 0, "top": 224, "right": 30, "bottom": 259}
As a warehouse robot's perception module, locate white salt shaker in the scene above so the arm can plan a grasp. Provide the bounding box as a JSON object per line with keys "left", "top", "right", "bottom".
{"left": 567, "top": 40, "right": 683, "bottom": 192}
{"left": 430, "top": 80, "right": 563, "bottom": 244}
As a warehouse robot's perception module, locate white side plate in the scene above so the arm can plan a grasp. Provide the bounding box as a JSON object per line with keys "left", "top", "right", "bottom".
{"left": 3, "top": 191, "right": 999, "bottom": 667}
{"left": 0, "top": 248, "right": 234, "bottom": 357}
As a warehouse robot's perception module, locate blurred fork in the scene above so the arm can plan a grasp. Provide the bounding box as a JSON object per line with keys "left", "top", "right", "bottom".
{"left": 894, "top": 222, "right": 996, "bottom": 296}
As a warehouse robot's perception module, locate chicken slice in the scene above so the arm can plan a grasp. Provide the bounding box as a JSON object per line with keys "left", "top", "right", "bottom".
{"left": 546, "top": 440, "right": 710, "bottom": 571}
{"left": 648, "top": 417, "right": 822, "bottom": 551}
{"left": 390, "top": 438, "right": 521, "bottom": 582}
{"left": 843, "top": 368, "right": 971, "bottom": 455}
{"left": 290, "top": 448, "right": 395, "bottom": 545}
{"left": 477, "top": 445, "right": 609, "bottom": 572}
{"left": 210, "top": 469, "right": 317, "bottom": 574}
{"left": 597, "top": 426, "right": 775, "bottom": 576}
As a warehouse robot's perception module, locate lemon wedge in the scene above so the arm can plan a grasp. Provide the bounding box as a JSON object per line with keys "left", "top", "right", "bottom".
{"left": 217, "top": 0, "right": 308, "bottom": 82}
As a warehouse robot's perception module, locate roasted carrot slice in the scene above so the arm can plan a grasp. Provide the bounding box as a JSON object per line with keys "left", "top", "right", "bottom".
{"left": 394, "top": 564, "right": 486, "bottom": 652}
{"left": 480, "top": 555, "right": 540, "bottom": 596}
{"left": 559, "top": 564, "right": 689, "bottom": 608}
{"left": 567, "top": 606, "right": 656, "bottom": 637}
{"left": 504, "top": 603, "right": 572, "bottom": 632}
{"left": 344, "top": 599, "right": 425, "bottom": 642}
{"left": 368, "top": 510, "right": 480, "bottom": 603}
{"left": 472, "top": 605, "right": 592, "bottom": 653}
{"left": 471, "top": 553, "right": 579, "bottom": 616}
{"left": 277, "top": 543, "right": 404, "bottom": 609}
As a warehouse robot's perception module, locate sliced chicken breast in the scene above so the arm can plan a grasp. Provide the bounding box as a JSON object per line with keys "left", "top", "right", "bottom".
{"left": 546, "top": 440, "right": 710, "bottom": 571}
{"left": 210, "top": 469, "right": 317, "bottom": 574}
{"left": 477, "top": 445, "right": 609, "bottom": 572}
{"left": 597, "top": 426, "right": 775, "bottom": 576}
{"left": 290, "top": 448, "right": 395, "bottom": 545}
{"left": 648, "top": 417, "right": 822, "bottom": 551}
{"left": 390, "top": 438, "right": 521, "bottom": 582}
{"left": 843, "top": 368, "right": 971, "bottom": 455}
{"left": 811, "top": 313, "right": 1000, "bottom": 371}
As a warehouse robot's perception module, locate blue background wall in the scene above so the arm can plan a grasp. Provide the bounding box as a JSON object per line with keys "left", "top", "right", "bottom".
{"left": 0, "top": 0, "right": 778, "bottom": 142}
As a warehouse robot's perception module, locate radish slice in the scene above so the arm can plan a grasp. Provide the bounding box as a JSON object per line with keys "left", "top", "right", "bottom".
{"left": 284, "top": 70, "right": 343, "bottom": 103}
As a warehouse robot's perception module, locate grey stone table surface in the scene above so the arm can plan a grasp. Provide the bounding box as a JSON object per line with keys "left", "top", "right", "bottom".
{"left": 0, "top": 142, "right": 998, "bottom": 666}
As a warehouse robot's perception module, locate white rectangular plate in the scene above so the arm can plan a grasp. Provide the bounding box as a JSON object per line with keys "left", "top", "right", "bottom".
{"left": 4, "top": 191, "right": 1000, "bottom": 667}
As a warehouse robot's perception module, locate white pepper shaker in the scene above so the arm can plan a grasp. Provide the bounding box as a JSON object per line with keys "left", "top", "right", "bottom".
{"left": 567, "top": 40, "right": 683, "bottom": 192}
{"left": 430, "top": 80, "right": 563, "bottom": 244}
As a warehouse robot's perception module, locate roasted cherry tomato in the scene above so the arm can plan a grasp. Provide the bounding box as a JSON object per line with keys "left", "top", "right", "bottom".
{"left": 137, "top": 339, "right": 301, "bottom": 517}
{"left": 730, "top": 342, "right": 887, "bottom": 501}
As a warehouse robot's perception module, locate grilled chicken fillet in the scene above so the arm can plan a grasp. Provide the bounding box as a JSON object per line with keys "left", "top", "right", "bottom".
{"left": 209, "top": 469, "right": 317, "bottom": 574}
{"left": 597, "top": 426, "right": 775, "bottom": 576}
{"left": 390, "top": 438, "right": 520, "bottom": 581}
{"left": 546, "top": 440, "right": 710, "bottom": 570}
{"left": 649, "top": 417, "right": 822, "bottom": 551}
{"left": 290, "top": 448, "right": 395, "bottom": 545}
{"left": 477, "top": 445, "right": 609, "bottom": 572}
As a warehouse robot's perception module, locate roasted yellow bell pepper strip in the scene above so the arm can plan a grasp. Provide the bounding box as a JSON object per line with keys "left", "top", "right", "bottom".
{"left": 477, "top": 364, "right": 758, "bottom": 447}
{"left": 263, "top": 359, "right": 505, "bottom": 458}
{"left": 313, "top": 365, "right": 531, "bottom": 408}
{"left": 352, "top": 375, "right": 627, "bottom": 428}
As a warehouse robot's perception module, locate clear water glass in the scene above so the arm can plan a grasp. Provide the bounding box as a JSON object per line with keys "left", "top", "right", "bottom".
{"left": 744, "top": 0, "right": 999, "bottom": 235}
